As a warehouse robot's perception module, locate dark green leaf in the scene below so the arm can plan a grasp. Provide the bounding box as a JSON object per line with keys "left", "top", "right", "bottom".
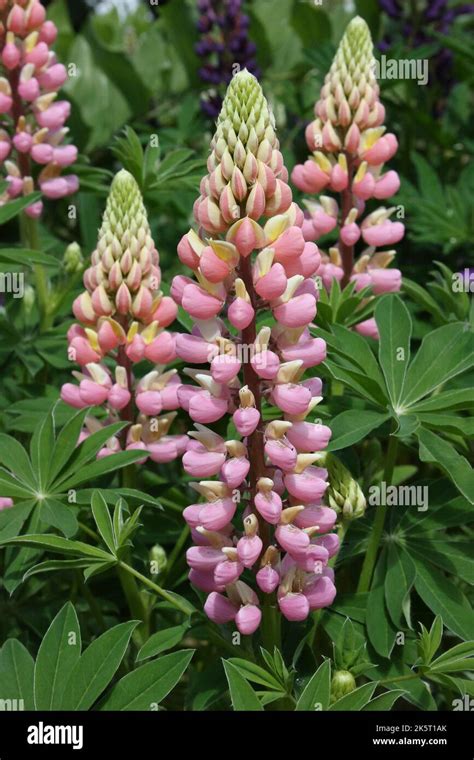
{"left": 296, "top": 659, "right": 331, "bottom": 711}
{"left": 34, "top": 602, "right": 81, "bottom": 710}
{"left": 61, "top": 621, "right": 139, "bottom": 710}
{"left": 100, "top": 650, "right": 194, "bottom": 710}
{"left": 375, "top": 295, "right": 412, "bottom": 408}
{"left": 136, "top": 625, "right": 189, "bottom": 662}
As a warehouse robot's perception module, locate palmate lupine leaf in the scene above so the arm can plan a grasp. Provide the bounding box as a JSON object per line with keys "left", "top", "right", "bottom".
{"left": 0, "top": 493, "right": 194, "bottom": 616}
{"left": 0, "top": 601, "right": 194, "bottom": 711}
{"left": 321, "top": 294, "right": 474, "bottom": 500}
{"left": 0, "top": 403, "right": 147, "bottom": 594}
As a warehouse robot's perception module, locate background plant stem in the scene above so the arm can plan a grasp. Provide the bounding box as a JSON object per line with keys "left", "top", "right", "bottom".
{"left": 357, "top": 433, "right": 399, "bottom": 593}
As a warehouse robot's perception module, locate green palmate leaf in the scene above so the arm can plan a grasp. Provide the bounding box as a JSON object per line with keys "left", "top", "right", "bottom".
{"left": 327, "top": 410, "right": 389, "bottom": 451}
{"left": 0, "top": 193, "right": 42, "bottom": 225}
{"left": 41, "top": 498, "right": 78, "bottom": 538}
{"left": 48, "top": 408, "right": 89, "bottom": 484}
{"left": 54, "top": 422, "right": 128, "bottom": 484}
{"left": 0, "top": 533, "right": 114, "bottom": 561}
{"left": 34, "top": 602, "right": 81, "bottom": 710}
{"left": 402, "top": 323, "right": 474, "bottom": 408}
{"left": 0, "top": 247, "right": 58, "bottom": 267}
{"left": 222, "top": 660, "right": 264, "bottom": 711}
{"left": 375, "top": 294, "right": 412, "bottom": 408}
{"left": 0, "top": 468, "right": 35, "bottom": 499}
{"left": 29, "top": 408, "right": 55, "bottom": 491}
{"left": 402, "top": 278, "right": 445, "bottom": 323}
{"left": 407, "top": 539, "right": 474, "bottom": 586}
{"left": 324, "top": 324, "right": 386, "bottom": 389}
{"left": 385, "top": 545, "right": 416, "bottom": 627}
{"left": 329, "top": 681, "right": 377, "bottom": 710}
{"left": 366, "top": 549, "right": 398, "bottom": 658}
{"left": 414, "top": 562, "right": 474, "bottom": 641}
{"left": 100, "top": 650, "right": 194, "bottom": 711}
{"left": 0, "top": 434, "right": 36, "bottom": 488}
{"left": 2, "top": 510, "right": 42, "bottom": 594}
{"left": 408, "top": 388, "right": 474, "bottom": 413}
{"left": 58, "top": 450, "right": 146, "bottom": 489}
{"left": 362, "top": 690, "right": 405, "bottom": 710}
{"left": 136, "top": 625, "right": 189, "bottom": 662}
{"left": 0, "top": 639, "right": 35, "bottom": 710}
{"left": 324, "top": 360, "right": 388, "bottom": 406}
{"left": 226, "top": 658, "right": 283, "bottom": 691}
{"left": 61, "top": 621, "right": 139, "bottom": 710}
{"left": 296, "top": 659, "right": 331, "bottom": 711}
{"left": 91, "top": 491, "right": 116, "bottom": 554}
{"left": 417, "top": 427, "right": 474, "bottom": 504}
{"left": 23, "top": 558, "right": 102, "bottom": 581}
{"left": 416, "top": 413, "right": 474, "bottom": 437}
{"left": 430, "top": 641, "right": 474, "bottom": 672}
{"left": 423, "top": 615, "right": 444, "bottom": 665}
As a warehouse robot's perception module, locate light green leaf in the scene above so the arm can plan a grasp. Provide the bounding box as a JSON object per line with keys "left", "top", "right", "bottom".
{"left": 375, "top": 294, "right": 412, "bottom": 408}
{"left": 327, "top": 410, "right": 389, "bottom": 451}
{"left": 29, "top": 408, "right": 55, "bottom": 491}
{"left": 362, "top": 690, "right": 405, "bottom": 710}
{"left": 223, "top": 660, "right": 263, "bottom": 711}
{"left": 0, "top": 434, "right": 36, "bottom": 488}
{"left": 402, "top": 323, "right": 474, "bottom": 408}
{"left": 23, "top": 558, "right": 102, "bottom": 581}
{"left": 329, "top": 681, "right": 377, "bottom": 710}
{"left": 100, "top": 650, "right": 194, "bottom": 710}
{"left": 136, "top": 625, "right": 189, "bottom": 662}
{"left": 91, "top": 490, "right": 116, "bottom": 554}
{"left": 34, "top": 602, "right": 81, "bottom": 710}
{"left": 41, "top": 498, "right": 78, "bottom": 538}
{"left": 226, "top": 658, "right": 283, "bottom": 691}
{"left": 296, "top": 659, "right": 331, "bottom": 711}
{"left": 0, "top": 468, "right": 35, "bottom": 499}
{"left": 0, "top": 247, "right": 58, "bottom": 267}
{"left": 408, "top": 388, "right": 474, "bottom": 413}
{"left": 0, "top": 193, "right": 42, "bottom": 225}
{"left": 48, "top": 408, "right": 89, "bottom": 484}
{"left": 58, "top": 451, "right": 146, "bottom": 489}
{"left": 0, "top": 533, "right": 114, "bottom": 561}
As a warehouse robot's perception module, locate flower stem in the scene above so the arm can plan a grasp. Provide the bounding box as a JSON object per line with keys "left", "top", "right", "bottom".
{"left": 339, "top": 154, "right": 355, "bottom": 287}
{"left": 237, "top": 253, "right": 268, "bottom": 543}
{"left": 356, "top": 433, "right": 399, "bottom": 593}
{"left": 261, "top": 594, "right": 281, "bottom": 652}
{"left": 118, "top": 560, "right": 192, "bottom": 616}
{"left": 116, "top": 564, "right": 150, "bottom": 644}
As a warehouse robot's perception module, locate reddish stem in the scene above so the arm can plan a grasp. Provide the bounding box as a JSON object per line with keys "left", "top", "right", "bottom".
{"left": 339, "top": 153, "right": 355, "bottom": 287}
{"left": 237, "top": 254, "right": 268, "bottom": 545}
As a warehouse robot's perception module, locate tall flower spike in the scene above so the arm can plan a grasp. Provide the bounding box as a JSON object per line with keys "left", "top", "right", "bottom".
{"left": 61, "top": 169, "right": 187, "bottom": 463}
{"left": 291, "top": 16, "right": 403, "bottom": 339}
{"left": 0, "top": 0, "right": 78, "bottom": 217}
{"left": 174, "top": 70, "right": 338, "bottom": 634}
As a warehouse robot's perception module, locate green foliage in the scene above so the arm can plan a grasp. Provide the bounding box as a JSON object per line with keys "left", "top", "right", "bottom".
{"left": 0, "top": 602, "right": 193, "bottom": 711}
